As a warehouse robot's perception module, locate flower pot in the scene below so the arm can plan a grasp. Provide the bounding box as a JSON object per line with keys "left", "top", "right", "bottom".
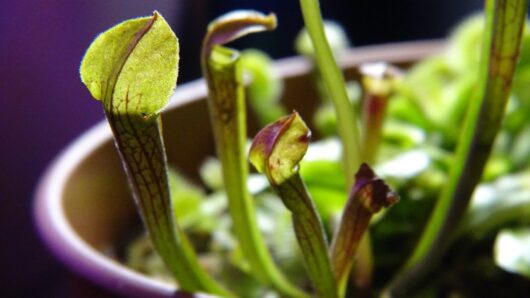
{"left": 33, "top": 40, "right": 444, "bottom": 297}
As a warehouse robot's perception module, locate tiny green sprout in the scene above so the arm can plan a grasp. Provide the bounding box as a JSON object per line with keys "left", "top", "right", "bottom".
{"left": 330, "top": 163, "right": 399, "bottom": 296}
{"left": 250, "top": 111, "right": 339, "bottom": 298}
{"left": 298, "top": 0, "right": 361, "bottom": 183}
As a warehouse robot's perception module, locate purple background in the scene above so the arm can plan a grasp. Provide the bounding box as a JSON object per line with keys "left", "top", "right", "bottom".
{"left": 0, "top": 0, "right": 480, "bottom": 296}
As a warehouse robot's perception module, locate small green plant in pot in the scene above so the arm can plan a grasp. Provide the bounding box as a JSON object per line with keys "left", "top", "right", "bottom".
{"left": 78, "top": 0, "right": 530, "bottom": 297}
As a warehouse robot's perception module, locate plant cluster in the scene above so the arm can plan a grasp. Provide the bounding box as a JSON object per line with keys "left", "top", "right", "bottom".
{"left": 80, "top": 0, "right": 530, "bottom": 297}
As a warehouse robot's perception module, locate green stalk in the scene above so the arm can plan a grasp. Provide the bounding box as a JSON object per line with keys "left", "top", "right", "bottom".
{"left": 80, "top": 12, "right": 230, "bottom": 296}
{"left": 385, "top": 1, "right": 529, "bottom": 296}
{"left": 106, "top": 112, "right": 231, "bottom": 296}
{"left": 276, "top": 174, "right": 339, "bottom": 298}
{"left": 297, "top": 1, "right": 369, "bottom": 294}
{"left": 250, "top": 112, "right": 338, "bottom": 298}
{"left": 298, "top": 0, "right": 361, "bottom": 181}
{"left": 201, "top": 11, "right": 307, "bottom": 298}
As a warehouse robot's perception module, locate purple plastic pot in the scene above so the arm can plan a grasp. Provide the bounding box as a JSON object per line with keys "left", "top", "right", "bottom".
{"left": 34, "top": 41, "right": 443, "bottom": 297}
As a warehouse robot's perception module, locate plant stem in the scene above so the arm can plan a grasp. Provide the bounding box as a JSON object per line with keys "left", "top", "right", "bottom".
{"left": 298, "top": 2, "right": 369, "bottom": 295}
{"left": 81, "top": 12, "right": 230, "bottom": 295}
{"left": 298, "top": 0, "right": 361, "bottom": 182}
{"left": 203, "top": 45, "right": 306, "bottom": 297}
{"left": 106, "top": 112, "right": 232, "bottom": 297}
{"left": 385, "top": 1, "right": 529, "bottom": 296}
{"left": 275, "top": 173, "right": 339, "bottom": 298}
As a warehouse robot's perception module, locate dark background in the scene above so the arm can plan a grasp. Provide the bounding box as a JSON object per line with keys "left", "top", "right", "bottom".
{"left": 1, "top": 0, "right": 481, "bottom": 296}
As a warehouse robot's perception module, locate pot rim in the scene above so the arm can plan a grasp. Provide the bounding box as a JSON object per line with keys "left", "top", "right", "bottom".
{"left": 33, "top": 40, "right": 444, "bottom": 297}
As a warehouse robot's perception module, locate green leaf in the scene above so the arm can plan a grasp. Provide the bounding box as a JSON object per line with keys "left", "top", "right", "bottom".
{"left": 168, "top": 168, "right": 204, "bottom": 229}
{"left": 300, "top": 159, "right": 346, "bottom": 221}
{"left": 80, "top": 12, "right": 231, "bottom": 296}
{"left": 494, "top": 228, "right": 530, "bottom": 279}
{"left": 80, "top": 11, "right": 178, "bottom": 117}
{"left": 250, "top": 112, "right": 311, "bottom": 185}
{"left": 461, "top": 171, "right": 530, "bottom": 238}
{"left": 298, "top": 0, "right": 361, "bottom": 183}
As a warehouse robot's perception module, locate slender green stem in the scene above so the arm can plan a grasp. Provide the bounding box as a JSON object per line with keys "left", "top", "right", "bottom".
{"left": 297, "top": 2, "right": 368, "bottom": 295}
{"left": 107, "top": 112, "right": 232, "bottom": 296}
{"left": 298, "top": 0, "right": 361, "bottom": 181}
{"left": 275, "top": 174, "right": 339, "bottom": 298}
{"left": 385, "top": 1, "right": 529, "bottom": 296}
{"left": 80, "top": 13, "right": 230, "bottom": 296}
{"left": 202, "top": 15, "right": 306, "bottom": 295}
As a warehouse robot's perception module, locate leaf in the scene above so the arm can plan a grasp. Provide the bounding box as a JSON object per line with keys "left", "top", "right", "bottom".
{"left": 80, "top": 12, "right": 231, "bottom": 296}
{"left": 298, "top": 0, "right": 361, "bottom": 183}
{"left": 494, "top": 228, "right": 530, "bottom": 279}
{"left": 80, "top": 11, "right": 178, "bottom": 117}
{"left": 168, "top": 168, "right": 204, "bottom": 229}
{"left": 250, "top": 111, "right": 311, "bottom": 185}
{"left": 462, "top": 171, "right": 530, "bottom": 238}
